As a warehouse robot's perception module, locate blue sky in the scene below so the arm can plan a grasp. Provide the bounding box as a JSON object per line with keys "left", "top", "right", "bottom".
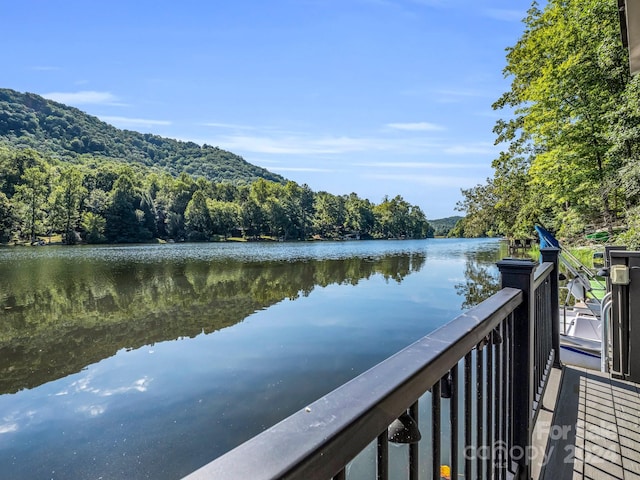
{"left": 2, "top": 0, "right": 535, "bottom": 219}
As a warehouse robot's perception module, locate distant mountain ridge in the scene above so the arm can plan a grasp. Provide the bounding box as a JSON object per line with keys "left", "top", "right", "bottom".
{"left": 428, "top": 216, "right": 463, "bottom": 236}
{"left": 0, "top": 88, "right": 285, "bottom": 184}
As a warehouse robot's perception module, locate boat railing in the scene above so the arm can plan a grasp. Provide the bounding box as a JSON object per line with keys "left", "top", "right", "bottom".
{"left": 183, "top": 249, "right": 561, "bottom": 480}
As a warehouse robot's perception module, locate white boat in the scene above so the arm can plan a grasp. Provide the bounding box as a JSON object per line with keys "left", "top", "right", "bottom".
{"left": 559, "top": 304, "right": 602, "bottom": 370}
{"left": 535, "top": 225, "right": 609, "bottom": 371}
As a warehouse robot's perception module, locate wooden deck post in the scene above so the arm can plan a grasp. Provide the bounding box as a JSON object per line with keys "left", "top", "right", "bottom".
{"left": 540, "top": 248, "right": 561, "bottom": 368}
{"left": 497, "top": 259, "right": 536, "bottom": 480}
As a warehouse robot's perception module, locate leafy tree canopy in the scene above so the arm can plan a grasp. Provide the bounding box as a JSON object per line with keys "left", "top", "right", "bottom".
{"left": 457, "top": 0, "right": 640, "bottom": 245}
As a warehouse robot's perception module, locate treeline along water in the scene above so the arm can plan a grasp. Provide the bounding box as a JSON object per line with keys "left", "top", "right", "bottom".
{"left": 0, "top": 238, "right": 504, "bottom": 479}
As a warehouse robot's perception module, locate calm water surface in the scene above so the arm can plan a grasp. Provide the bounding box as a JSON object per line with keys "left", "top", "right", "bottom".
{"left": 0, "top": 238, "right": 505, "bottom": 479}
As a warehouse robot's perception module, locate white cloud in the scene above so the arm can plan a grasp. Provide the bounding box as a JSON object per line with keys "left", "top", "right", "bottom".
{"left": 0, "top": 423, "right": 18, "bottom": 434}
{"left": 202, "top": 131, "right": 450, "bottom": 156}
{"left": 359, "top": 161, "right": 479, "bottom": 169}
{"left": 187, "top": 124, "right": 497, "bottom": 160}
{"left": 77, "top": 405, "right": 106, "bottom": 417}
{"left": 70, "top": 373, "right": 151, "bottom": 396}
{"left": 270, "top": 166, "right": 334, "bottom": 172}
{"left": 71, "top": 375, "right": 95, "bottom": 393}
{"left": 100, "top": 116, "right": 172, "bottom": 128}
{"left": 443, "top": 143, "right": 497, "bottom": 155}
{"left": 42, "top": 90, "right": 125, "bottom": 106}
{"left": 201, "top": 122, "right": 257, "bottom": 130}
{"left": 213, "top": 134, "right": 404, "bottom": 155}
{"left": 363, "top": 173, "right": 481, "bottom": 188}
{"left": 100, "top": 377, "right": 151, "bottom": 396}
{"left": 386, "top": 122, "right": 445, "bottom": 132}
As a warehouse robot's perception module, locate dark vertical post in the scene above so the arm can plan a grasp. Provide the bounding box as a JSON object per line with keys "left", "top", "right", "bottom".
{"left": 432, "top": 383, "right": 441, "bottom": 480}
{"left": 464, "top": 352, "right": 473, "bottom": 479}
{"left": 496, "top": 320, "right": 506, "bottom": 479}
{"left": 450, "top": 365, "right": 459, "bottom": 480}
{"left": 627, "top": 254, "right": 640, "bottom": 383}
{"left": 377, "top": 432, "right": 388, "bottom": 480}
{"left": 610, "top": 251, "right": 629, "bottom": 377}
{"left": 486, "top": 333, "right": 493, "bottom": 480}
{"left": 505, "top": 315, "right": 513, "bottom": 474}
{"left": 497, "top": 259, "right": 536, "bottom": 480}
{"left": 409, "top": 401, "right": 419, "bottom": 480}
{"left": 603, "top": 247, "right": 624, "bottom": 376}
{"left": 476, "top": 346, "right": 484, "bottom": 479}
{"left": 333, "top": 469, "right": 346, "bottom": 480}
{"left": 541, "top": 247, "right": 561, "bottom": 368}
{"left": 610, "top": 250, "right": 640, "bottom": 382}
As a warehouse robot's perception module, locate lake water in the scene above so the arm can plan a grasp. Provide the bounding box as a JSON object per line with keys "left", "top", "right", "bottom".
{"left": 0, "top": 238, "right": 505, "bottom": 479}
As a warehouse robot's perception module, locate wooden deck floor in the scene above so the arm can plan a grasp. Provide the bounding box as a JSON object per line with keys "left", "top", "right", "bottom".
{"left": 534, "top": 365, "right": 640, "bottom": 479}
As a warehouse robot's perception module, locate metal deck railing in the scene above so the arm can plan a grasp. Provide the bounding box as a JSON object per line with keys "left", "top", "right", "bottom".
{"left": 183, "top": 249, "right": 561, "bottom": 480}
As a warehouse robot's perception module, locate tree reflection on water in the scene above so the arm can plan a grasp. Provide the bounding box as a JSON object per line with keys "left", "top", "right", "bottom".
{"left": 0, "top": 248, "right": 425, "bottom": 394}
{"left": 454, "top": 241, "right": 510, "bottom": 309}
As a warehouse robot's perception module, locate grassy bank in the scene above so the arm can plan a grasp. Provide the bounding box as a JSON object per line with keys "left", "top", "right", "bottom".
{"left": 526, "top": 244, "right": 599, "bottom": 269}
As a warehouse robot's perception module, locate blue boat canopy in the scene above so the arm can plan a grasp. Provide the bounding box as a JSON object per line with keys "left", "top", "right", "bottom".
{"left": 535, "top": 225, "right": 560, "bottom": 249}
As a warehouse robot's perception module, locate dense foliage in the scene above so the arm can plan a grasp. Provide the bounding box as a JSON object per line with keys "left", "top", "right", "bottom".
{"left": 0, "top": 147, "right": 432, "bottom": 243}
{"left": 456, "top": 0, "right": 640, "bottom": 247}
{"left": 0, "top": 88, "right": 434, "bottom": 243}
{"left": 0, "top": 88, "right": 285, "bottom": 184}
{"left": 427, "top": 216, "right": 463, "bottom": 237}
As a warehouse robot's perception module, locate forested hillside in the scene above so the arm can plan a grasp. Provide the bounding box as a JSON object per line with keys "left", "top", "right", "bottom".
{"left": 0, "top": 88, "right": 433, "bottom": 244}
{"left": 427, "top": 216, "right": 463, "bottom": 237}
{"left": 456, "top": 0, "right": 640, "bottom": 248}
{"left": 0, "top": 88, "right": 284, "bottom": 184}
{"left": 0, "top": 146, "right": 431, "bottom": 244}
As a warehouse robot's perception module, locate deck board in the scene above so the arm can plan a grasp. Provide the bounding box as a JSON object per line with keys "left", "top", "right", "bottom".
{"left": 537, "top": 366, "right": 640, "bottom": 480}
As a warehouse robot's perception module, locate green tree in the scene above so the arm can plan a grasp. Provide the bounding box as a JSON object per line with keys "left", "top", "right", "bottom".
{"left": 213, "top": 182, "right": 241, "bottom": 202}
{"left": 84, "top": 188, "right": 109, "bottom": 215}
{"left": 493, "top": 0, "right": 627, "bottom": 236}
{"left": 147, "top": 172, "right": 178, "bottom": 238}
{"left": 374, "top": 195, "right": 416, "bottom": 238}
{"left": 407, "top": 204, "right": 431, "bottom": 238}
{"left": 185, "top": 190, "right": 213, "bottom": 241}
{"left": 105, "top": 169, "right": 151, "bottom": 242}
{"left": 456, "top": 181, "right": 499, "bottom": 238}
{"left": 49, "top": 166, "right": 87, "bottom": 244}
{"left": 297, "top": 184, "right": 315, "bottom": 239}
{"left": 0, "top": 147, "right": 43, "bottom": 198}
{"left": 265, "top": 197, "right": 288, "bottom": 239}
{"left": 313, "top": 191, "right": 345, "bottom": 238}
{"left": 14, "top": 165, "right": 49, "bottom": 242}
{"left": 207, "top": 199, "right": 239, "bottom": 238}
{"left": 139, "top": 190, "right": 158, "bottom": 239}
{"left": 239, "top": 198, "right": 264, "bottom": 238}
{"left": 460, "top": 0, "right": 630, "bottom": 240}
{"left": 171, "top": 172, "right": 197, "bottom": 216}
{"left": 344, "top": 193, "right": 375, "bottom": 237}
{"left": 0, "top": 192, "right": 17, "bottom": 242}
{"left": 278, "top": 182, "right": 308, "bottom": 240}
{"left": 81, "top": 212, "right": 106, "bottom": 243}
